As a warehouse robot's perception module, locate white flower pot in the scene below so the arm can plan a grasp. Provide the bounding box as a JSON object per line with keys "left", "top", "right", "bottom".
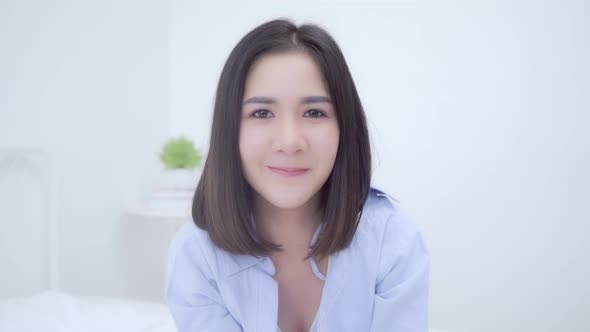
{"left": 154, "top": 168, "right": 200, "bottom": 193}
{"left": 145, "top": 168, "right": 201, "bottom": 216}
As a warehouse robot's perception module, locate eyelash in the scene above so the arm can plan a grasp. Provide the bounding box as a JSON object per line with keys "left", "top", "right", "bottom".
{"left": 250, "top": 109, "right": 327, "bottom": 119}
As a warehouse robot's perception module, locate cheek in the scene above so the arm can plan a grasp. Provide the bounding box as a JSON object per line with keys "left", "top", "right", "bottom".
{"left": 239, "top": 124, "right": 266, "bottom": 164}
{"left": 314, "top": 124, "right": 340, "bottom": 157}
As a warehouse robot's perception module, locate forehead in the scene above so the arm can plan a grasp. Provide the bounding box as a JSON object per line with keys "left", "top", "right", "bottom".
{"left": 243, "top": 51, "right": 328, "bottom": 98}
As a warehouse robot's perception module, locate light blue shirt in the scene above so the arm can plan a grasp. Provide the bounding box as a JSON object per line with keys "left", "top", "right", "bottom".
{"left": 165, "top": 187, "right": 430, "bottom": 331}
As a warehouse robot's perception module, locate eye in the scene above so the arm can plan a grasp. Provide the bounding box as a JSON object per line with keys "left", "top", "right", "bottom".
{"left": 304, "top": 109, "right": 326, "bottom": 118}
{"left": 250, "top": 109, "right": 273, "bottom": 118}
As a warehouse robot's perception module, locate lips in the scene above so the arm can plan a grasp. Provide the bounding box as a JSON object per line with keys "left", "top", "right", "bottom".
{"left": 267, "top": 166, "right": 310, "bottom": 177}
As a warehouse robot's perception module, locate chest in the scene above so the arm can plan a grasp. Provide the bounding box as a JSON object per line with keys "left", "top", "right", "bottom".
{"left": 273, "top": 256, "right": 329, "bottom": 332}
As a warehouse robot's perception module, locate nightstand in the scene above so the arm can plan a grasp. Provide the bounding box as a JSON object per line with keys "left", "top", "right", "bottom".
{"left": 120, "top": 205, "right": 191, "bottom": 302}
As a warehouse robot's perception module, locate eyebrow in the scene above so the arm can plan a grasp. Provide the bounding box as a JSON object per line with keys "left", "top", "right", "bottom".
{"left": 242, "top": 96, "right": 332, "bottom": 105}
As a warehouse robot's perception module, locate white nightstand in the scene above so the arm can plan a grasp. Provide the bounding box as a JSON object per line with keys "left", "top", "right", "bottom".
{"left": 120, "top": 205, "right": 191, "bottom": 302}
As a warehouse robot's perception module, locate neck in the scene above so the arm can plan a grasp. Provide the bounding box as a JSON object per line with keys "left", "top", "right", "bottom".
{"left": 252, "top": 191, "right": 323, "bottom": 259}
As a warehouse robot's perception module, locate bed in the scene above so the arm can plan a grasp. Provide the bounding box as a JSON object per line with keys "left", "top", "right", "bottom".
{"left": 0, "top": 148, "right": 176, "bottom": 332}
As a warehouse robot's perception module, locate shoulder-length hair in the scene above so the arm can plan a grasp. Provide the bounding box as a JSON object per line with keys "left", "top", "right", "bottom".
{"left": 192, "top": 18, "right": 371, "bottom": 261}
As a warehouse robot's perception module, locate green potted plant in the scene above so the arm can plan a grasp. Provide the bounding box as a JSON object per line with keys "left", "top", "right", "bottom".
{"left": 155, "top": 135, "right": 202, "bottom": 195}
{"left": 126, "top": 136, "right": 203, "bottom": 218}
{"left": 160, "top": 136, "right": 201, "bottom": 171}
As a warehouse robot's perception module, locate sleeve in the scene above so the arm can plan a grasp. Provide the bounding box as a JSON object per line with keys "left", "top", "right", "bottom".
{"left": 370, "top": 210, "right": 430, "bottom": 332}
{"left": 165, "top": 224, "right": 243, "bottom": 332}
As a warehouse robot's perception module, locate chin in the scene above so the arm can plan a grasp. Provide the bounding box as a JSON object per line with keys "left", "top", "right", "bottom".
{"left": 257, "top": 185, "right": 317, "bottom": 210}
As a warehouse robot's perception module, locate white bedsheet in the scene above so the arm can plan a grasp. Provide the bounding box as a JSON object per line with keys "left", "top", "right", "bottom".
{"left": 0, "top": 290, "right": 176, "bottom": 332}
{"left": 0, "top": 291, "right": 459, "bottom": 332}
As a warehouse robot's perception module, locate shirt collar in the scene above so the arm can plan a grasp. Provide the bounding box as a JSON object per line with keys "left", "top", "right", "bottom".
{"left": 219, "top": 218, "right": 326, "bottom": 278}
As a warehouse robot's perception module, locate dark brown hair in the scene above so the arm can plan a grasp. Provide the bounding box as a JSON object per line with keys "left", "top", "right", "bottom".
{"left": 192, "top": 18, "right": 371, "bottom": 261}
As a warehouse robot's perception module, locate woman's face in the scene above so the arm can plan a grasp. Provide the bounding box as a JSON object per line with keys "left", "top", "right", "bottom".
{"left": 239, "top": 51, "right": 340, "bottom": 210}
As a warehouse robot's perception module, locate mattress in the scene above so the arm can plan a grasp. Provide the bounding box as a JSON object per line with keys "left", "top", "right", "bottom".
{"left": 0, "top": 290, "right": 176, "bottom": 332}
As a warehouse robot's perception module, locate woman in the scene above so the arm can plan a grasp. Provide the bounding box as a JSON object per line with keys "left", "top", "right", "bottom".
{"left": 166, "top": 18, "right": 430, "bottom": 332}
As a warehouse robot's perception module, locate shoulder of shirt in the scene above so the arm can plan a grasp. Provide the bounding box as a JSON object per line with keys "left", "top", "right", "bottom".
{"left": 168, "top": 219, "right": 263, "bottom": 278}
{"left": 167, "top": 220, "right": 219, "bottom": 275}
{"left": 359, "top": 185, "right": 424, "bottom": 250}
{"left": 170, "top": 220, "right": 210, "bottom": 253}
{"left": 362, "top": 184, "right": 402, "bottom": 224}
{"left": 361, "top": 185, "right": 429, "bottom": 287}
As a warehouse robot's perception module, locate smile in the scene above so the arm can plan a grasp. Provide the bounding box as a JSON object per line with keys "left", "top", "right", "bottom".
{"left": 267, "top": 166, "right": 310, "bottom": 177}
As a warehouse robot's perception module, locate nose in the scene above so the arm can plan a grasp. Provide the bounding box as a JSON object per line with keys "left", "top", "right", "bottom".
{"left": 272, "top": 115, "right": 307, "bottom": 154}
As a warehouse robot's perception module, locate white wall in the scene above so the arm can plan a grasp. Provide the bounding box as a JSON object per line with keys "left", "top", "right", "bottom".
{"left": 169, "top": 0, "right": 590, "bottom": 331}
{"left": 0, "top": 0, "right": 170, "bottom": 299}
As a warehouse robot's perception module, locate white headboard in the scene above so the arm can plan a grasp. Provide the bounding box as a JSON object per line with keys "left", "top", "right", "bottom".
{"left": 0, "top": 148, "right": 59, "bottom": 299}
